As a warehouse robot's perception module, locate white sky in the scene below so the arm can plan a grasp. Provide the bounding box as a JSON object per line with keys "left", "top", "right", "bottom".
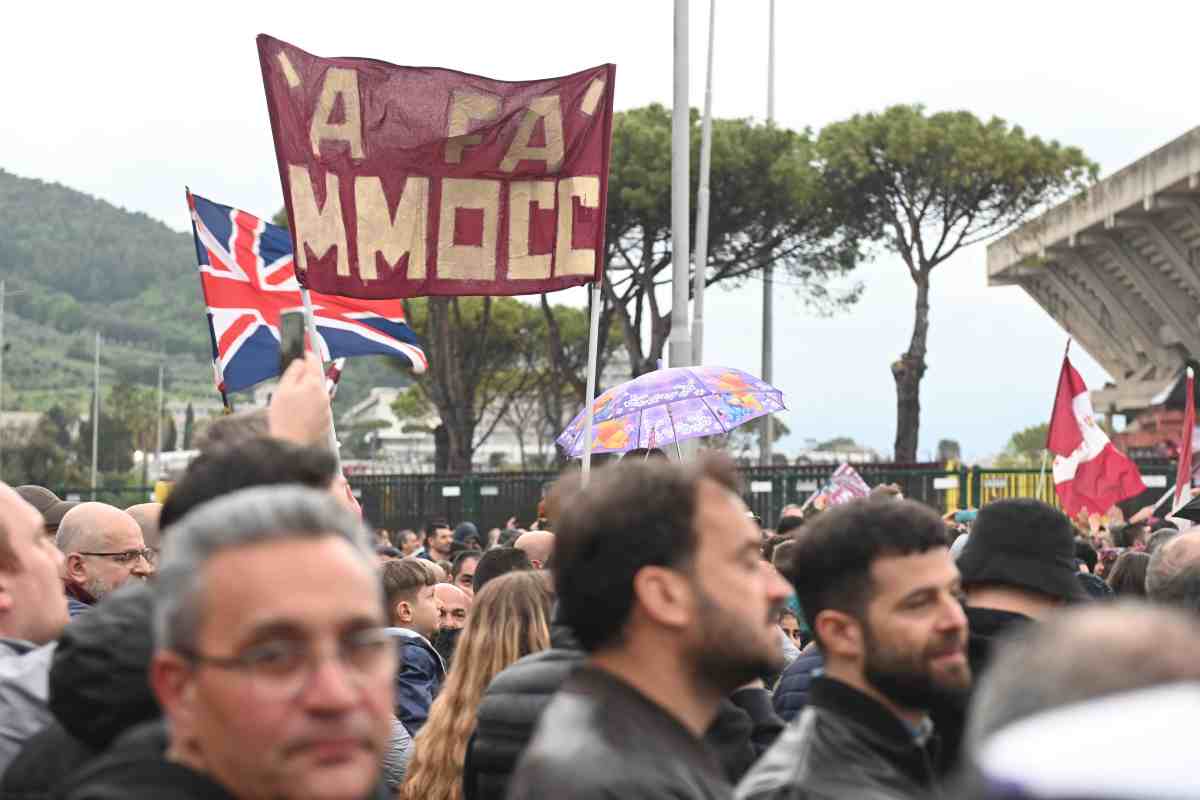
{"left": 4, "top": 0, "right": 1198, "bottom": 460}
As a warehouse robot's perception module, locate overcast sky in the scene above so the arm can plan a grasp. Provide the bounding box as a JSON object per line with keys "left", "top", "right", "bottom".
{"left": 4, "top": 0, "right": 1198, "bottom": 460}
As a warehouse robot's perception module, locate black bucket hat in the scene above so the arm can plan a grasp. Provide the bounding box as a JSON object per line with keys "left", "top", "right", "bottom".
{"left": 958, "top": 498, "right": 1086, "bottom": 603}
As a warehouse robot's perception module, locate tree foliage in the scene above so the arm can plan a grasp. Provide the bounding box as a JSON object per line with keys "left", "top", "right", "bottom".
{"left": 597, "top": 105, "right": 866, "bottom": 377}
{"left": 815, "top": 436, "right": 859, "bottom": 452}
{"left": 995, "top": 423, "right": 1050, "bottom": 467}
{"left": 400, "top": 297, "right": 542, "bottom": 472}
{"left": 817, "top": 105, "right": 1097, "bottom": 461}
{"left": 394, "top": 297, "right": 622, "bottom": 472}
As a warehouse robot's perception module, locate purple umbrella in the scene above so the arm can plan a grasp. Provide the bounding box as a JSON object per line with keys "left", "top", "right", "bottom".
{"left": 556, "top": 366, "right": 786, "bottom": 458}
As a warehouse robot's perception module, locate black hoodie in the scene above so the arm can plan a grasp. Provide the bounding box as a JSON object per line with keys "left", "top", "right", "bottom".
{"left": 1, "top": 583, "right": 158, "bottom": 800}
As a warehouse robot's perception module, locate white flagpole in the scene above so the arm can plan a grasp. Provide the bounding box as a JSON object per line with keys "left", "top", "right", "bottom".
{"left": 760, "top": 0, "right": 777, "bottom": 467}
{"left": 668, "top": 0, "right": 692, "bottom": 374}
{"left": 91, "top": 332, "right": 100, "bottom": 500}
{"left": 298, "top": 286, "right": 343, "bottom": 470}
{"left": 581, "top": 282, "right": 603, "bottom": 483}
{"left": 155, "top": 362, "right": 164, "bottom": 483}
{"left": 692, "top": 0, "right": 716, "bottom": 365}
{"left": 1037, "top": 450, "right": 1050, "bottom": 498}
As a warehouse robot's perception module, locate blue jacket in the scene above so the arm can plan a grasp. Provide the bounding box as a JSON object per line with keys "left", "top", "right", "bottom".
{"left": 772, "top": 646, "right": 824, "bottom": 723}
{"left": 389, "top": 627, "right": 445, "bottom": 735}
{"left": 67, "top": 596, "right": 91, "bottom": 619}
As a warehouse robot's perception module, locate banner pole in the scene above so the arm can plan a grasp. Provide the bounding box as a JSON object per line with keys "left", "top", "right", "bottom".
{"left": 691, "top": 0, "right": 715, "bottom": 365}
{"left": 581, "top": 282, "right": 603, "bottom": 484}
{"left": 1037, "top": 449, "right": 1049, "bottom": 499}
{"left": 299, "top": 286, "right": 343, "bottom": 471}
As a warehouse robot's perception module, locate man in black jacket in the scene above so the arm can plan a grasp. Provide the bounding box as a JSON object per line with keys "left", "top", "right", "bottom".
{"left": 737, "top": 497, "right": 970, "bottom": 800}
{"left": 55, "top": 487, "right": 396, "bottom": 800}
{"left": 465, "top": 611, "right": 783, "bottom": 799}
{"left": 508, "top": 456, "right": 793, "bottom": 800}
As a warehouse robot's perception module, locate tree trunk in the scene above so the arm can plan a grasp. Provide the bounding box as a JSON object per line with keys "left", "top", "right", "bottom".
{"left": 426, "top": 298, "right": 477, "bottom": 474}
{"left": 444, "top": 419, "right": 475, "bottom": 473}
{"left": 892, "top": 274, "right": 930, "bottom": 463}
{"left": 433, "top": 424, "right": 449, "bottom": 473}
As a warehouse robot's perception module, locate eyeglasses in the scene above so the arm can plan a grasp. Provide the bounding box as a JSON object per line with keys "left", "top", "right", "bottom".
{"left": 177, "top": 627, "right": 399, "bottom": 701}
{"left": 78, "top": 548, "right": 156, "bottom": 565}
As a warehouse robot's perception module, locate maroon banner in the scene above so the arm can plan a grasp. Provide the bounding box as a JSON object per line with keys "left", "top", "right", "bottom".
{"left": 257, "top": 35, "right": 615, "bottom": 299}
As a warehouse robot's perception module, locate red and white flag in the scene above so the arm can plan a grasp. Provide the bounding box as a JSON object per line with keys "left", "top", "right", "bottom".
{"left": 1175, "top": 368, "right": 1195, "bottom": 509}
{"left": 1046, "top": 352, "right": 1146, "bottom": 517}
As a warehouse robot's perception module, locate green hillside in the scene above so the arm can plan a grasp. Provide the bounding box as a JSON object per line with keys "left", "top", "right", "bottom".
{"left": 0, "top": 169, "right": 214, "bottom": 411}
{"left": 0, "top": 169, "right": 403, "bottom": 417}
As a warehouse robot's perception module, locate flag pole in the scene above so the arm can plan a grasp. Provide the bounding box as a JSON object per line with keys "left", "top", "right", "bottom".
{"left": 691, "top": 0, "right": 716, "bottom": 365}
{"left": 760, "top": 0, "right": 777, "bottom": 467}
{"left": 1175, "top": 365, "right": 1196, "bottom": 511}
{"left": 298, "top": 285, "right": 343, "bottom": 471}
{"left": 581, "top": 282, "right": 603, "bottom": 484}
{"left": 668, "top": 0, "right": 692, "bottom": 373}
{"left": 1042, "top": 338, "right": 1073, "bottom": 501}
{"left": 91, "top": 331, "right": 100, "bottom": 501}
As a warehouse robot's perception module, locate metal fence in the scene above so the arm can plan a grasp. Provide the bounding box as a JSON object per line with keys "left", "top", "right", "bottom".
{"left": 60, "top": 459, "right": 1180, "bottom": 532}
{"left": 54, "top": 486, "right": 160, "bottom": 508}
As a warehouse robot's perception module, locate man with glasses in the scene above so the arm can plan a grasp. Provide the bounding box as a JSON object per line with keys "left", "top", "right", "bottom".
{"left": 59, "top": 485, "right": 398, "bottom": 800}
{"left": 56, "top": 503, "right": 153, "bottom": 617}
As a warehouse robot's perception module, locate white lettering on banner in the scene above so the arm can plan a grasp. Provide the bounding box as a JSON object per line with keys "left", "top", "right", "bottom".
{"left": 354, "top": 176, "right": 429, "bottom": 280}
{"left": 288, "top": 169, "right": 602, "bottom": 283}
{"left": 500, "top": 96, "right": 565, "bottom": 172}
{"left": 555, "top": 176, "right": 600, "bottom": 277}
{"left": 309, "top": 67, "right": 364, "bottom": 159}
{"left": 437, "top": 179, "right": 500, "bottom": 281}
{"left": 445, "top": 91, "right": 501, "bottom": 164}
{"left": 508, "top": 180, "right": 555, "bottom": 280}
{"left": 282, "top": 78, "right": 608, "bottom": 283}
{"left": 289, "top": 166, "right": 350, "bottom": 277}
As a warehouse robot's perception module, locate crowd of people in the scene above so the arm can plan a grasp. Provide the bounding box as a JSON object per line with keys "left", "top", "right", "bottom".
{"left": 2, "top": 352, "right": 1200, "bottom": 799}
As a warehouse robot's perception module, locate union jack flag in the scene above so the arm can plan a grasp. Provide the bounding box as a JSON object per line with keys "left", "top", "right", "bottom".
{"left": 187, "top": 192, "right": 427, "bottom": 394}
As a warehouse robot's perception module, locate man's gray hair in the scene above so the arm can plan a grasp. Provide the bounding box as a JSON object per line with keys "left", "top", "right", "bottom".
{"left": 1146, "top": 533, "right": 1200, "bottom": 607}
{"left": 1145, "top": 528, "right": 1180, "bottom": 557}
{"left": 967, "top": 602, "right": 1200, "bottom": 753}
{"left": 153, "top": 485, "right": 375, "bottom": 653}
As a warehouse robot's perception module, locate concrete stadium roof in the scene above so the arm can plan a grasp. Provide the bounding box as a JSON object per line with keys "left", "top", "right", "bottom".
{"left": 988, "top": 128, "right": 1200, "bottom": 413}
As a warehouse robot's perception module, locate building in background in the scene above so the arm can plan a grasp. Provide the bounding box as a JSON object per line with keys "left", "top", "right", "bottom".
{"left": 989, "top": 127, "right": 1200, "bottom": 427}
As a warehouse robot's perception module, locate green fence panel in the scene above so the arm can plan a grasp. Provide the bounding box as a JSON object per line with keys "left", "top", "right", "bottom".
{"left": 57, "top": 459, "right": 1178, "bottom": 533}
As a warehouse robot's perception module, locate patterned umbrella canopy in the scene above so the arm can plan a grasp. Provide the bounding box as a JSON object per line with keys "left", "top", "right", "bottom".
{"left": 556, "top": 366, "right": 786, "bottom": 458}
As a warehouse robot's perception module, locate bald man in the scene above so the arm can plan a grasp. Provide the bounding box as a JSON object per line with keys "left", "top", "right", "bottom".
{"left": 435, "top": 583, "right": 470, "bottom": 630}
{"left": 124, "top": 502, "right": 162, "bottom": 557}
{"left": 514, "top": 530, "right": 555, "bottom": 570}
{"left": 56, "top": 503, "right": 152, "bottom": 617}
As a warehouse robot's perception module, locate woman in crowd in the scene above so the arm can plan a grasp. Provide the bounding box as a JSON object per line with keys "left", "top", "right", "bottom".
{"left": 1107, "top": 550, "right": 1150, "bottom": 597}
{"left": 399, "top": 569, "right": 553, "bottom": 800}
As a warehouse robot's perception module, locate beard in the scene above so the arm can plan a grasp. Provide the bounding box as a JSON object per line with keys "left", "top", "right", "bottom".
{"left": 82, "top": 574, "right": 116, "bottom": 602}
{"left": 688, "top": 583, "right": 785, "bottom": 693}
{"left": 432, "top": 626, "right": 462, "bottom": 667}
{"left": 862, "top": 622, "right": 971, "bottom": 711}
